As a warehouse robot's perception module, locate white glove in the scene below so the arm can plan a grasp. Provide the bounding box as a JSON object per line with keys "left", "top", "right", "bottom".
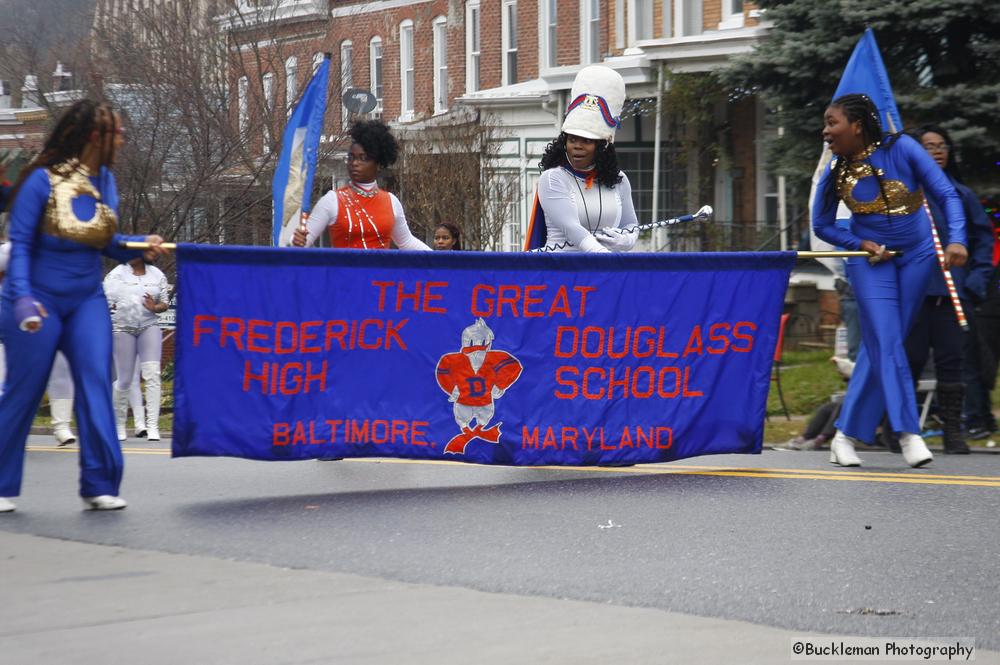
{"left": 594, "top": 227, "right": 637, "bottom": 252}
{"left": 576, "top": 234, "right": 611, "bottom": 254}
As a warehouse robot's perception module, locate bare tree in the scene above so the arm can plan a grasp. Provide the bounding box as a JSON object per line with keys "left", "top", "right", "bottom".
{"left": 394, "top": 108, "right": 521, "bottom": 251}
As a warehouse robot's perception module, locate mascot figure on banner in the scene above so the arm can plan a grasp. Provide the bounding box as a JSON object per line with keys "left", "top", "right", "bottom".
{"left": 435, "top": 319, "right": 523, "bottom": 454}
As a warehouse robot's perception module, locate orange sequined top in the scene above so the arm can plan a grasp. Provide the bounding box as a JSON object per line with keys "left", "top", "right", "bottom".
{"left": 329, "top": 185, "right": 395, "bottom": 249}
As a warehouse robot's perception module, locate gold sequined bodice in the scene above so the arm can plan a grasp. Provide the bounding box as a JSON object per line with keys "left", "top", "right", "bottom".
{"left": 833, "top": 146, "right": 924, "bottom": 217}
{"left": 41, "top": 160, "right": 118, "bottom": 248}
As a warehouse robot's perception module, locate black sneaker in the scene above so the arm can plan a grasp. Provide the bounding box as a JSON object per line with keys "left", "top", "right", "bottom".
{"left": 967, "top": 426, "right": 993, "bottom": 441}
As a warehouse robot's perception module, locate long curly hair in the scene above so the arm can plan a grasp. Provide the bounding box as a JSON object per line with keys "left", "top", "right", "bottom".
{"left": 538, "top": 133, "right": 623, "bottom": 188}
{"left": 350, "top": 119, "right": 399, "bottom": 168}
{"left": 822, "top": 94, "right": 901, "bottom": 220}
{"left": 8, "top": 99, "right": 118, "bottom": 208}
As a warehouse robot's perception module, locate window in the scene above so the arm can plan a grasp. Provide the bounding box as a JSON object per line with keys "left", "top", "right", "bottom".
{"left": 676, "top": 0, "right": 703, "bottom": 37}
{"left": 634, "top": 0, "right": 653, "bottom": 41}
{"left": 543, "top": 0, "right": 558, "bottom": 68}
{"left": 581, "top": 0, "right": 600, "bottom": 63}
{"left": 312, "top": 51, "right": 324, "bottom": 74}
{"left": 720, "top": 0, "right": 744, "bottom": 28}
{"left": 284, "top": 56, "right": 297, "bottom": 115}
{"left": 433, "top": 16, "right": 448, "bottom": 113}
{"left": 399, "top": 20, "right": 414, "bottom": 118}
{"left": 341, "top": 40, "right": 353, "bottom": 128}
{"left": 466, "top": 1, "right": 480, "bottom": 93}
{"left": 237, "top": 75, "right": 248, "bottom": 137}
{"left": 262, "top": 72, "right": 274, "bottom": 153}
{"left": 502, "top": 0, "right": 518, "bottom": 85}
{"left": 369, "top": 37, "right": 383, "bottom": 113}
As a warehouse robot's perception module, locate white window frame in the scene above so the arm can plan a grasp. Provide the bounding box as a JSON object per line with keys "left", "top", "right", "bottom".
{"left": 627, "top": 0, "right": 653, "bottom": 45}
{"left": 369, "top": 36, "right": 384, "bottom": 114}
{"left": 399, "top": 20, "right": 414, "bottom": 120}
{"left": 433, "top": 16, "right": 448, "bottom": 113}
{"left": 237, "top": 75, "right": 248, "bottom": 137}
{"left": 675, "top": 0, "right": 703, "bottom": 37}
{"left": 719, "top": 0, "right": 744, "bottom": 29}
{"left": 284, "top": 56, "right": 297, "bottom": 116}
{"left": 579, "top": 0, "right": 600, "bottom": 63}
{"left": 262, "top": 72, "right": 274, "bottom": 154}
{"left": 341, "top": 40, "right": 353, "bottom": 129}
{"left": 502, "top": 0, "right": 518, "bottom": 85}
{"left": 539, "top": 0, "right": 557, "bottom": 69}
{"left": 465, "top": 1, "right": 481, "bottom": 94}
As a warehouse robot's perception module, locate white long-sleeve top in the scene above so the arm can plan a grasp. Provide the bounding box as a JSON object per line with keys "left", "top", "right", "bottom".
{"left": 287, "top": 183, "right": 430, "bottom": 250}
{"left": 104, "top": 263, "right": 170, "bottom": 333}
{"left": 538, "top": 167, "right": 639, "bottom": 252}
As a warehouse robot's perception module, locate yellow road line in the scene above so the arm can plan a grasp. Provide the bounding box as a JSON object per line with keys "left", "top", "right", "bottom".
{"left": 26, "top": 447, "right": 1000, "bottom": 487}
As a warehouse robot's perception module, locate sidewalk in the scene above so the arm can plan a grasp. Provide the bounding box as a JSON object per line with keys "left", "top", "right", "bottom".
{"left": 6, "top": 531, "right": 994, "bottom": 665}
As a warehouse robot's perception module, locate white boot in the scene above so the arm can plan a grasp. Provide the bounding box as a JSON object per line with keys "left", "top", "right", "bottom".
{"left": 129, "top": 382, "right": 146, "bottom": 438}
{"left": 141, "top": 362, "right": 161, "bottom": 441}
{"left": 830, "top": 430, "right": 862, "bottom": 467}
{"left": 900, "top": 432, "right": 933, "bottom": 468}
{"left": 113, "top": 385, "right": 129, "bottom": 441}
{"left": 50, "top": 398, "right": 77, "bottom": 446}
{"left": 0, "top": 497, "right": 15, "bottom": 513}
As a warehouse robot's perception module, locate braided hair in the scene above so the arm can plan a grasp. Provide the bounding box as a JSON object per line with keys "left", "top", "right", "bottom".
{"left": 7, "top": 99, "right": 118, "bottom": 208}
{"left": 539, "top": 133, "right": 623, "bottom": 188}
{"left": 823, "top": 93, "right": 899, "bottom": 222}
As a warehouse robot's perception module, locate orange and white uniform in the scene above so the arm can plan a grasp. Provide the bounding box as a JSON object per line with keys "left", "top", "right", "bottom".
{"left": 291, "top": 181, "right": 430, "bottom": 250}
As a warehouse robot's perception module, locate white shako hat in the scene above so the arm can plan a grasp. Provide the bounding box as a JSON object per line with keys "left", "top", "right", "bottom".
{"left": 561, "top": 65, "right": 626, "bottom": 143}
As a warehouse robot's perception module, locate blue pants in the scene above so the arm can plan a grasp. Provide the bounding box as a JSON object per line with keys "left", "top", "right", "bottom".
{"left": 0, "top": 288, "right": 123, "bottom": 498}
{"left": 836, "top": 245, "right": 937, "bottom": 442}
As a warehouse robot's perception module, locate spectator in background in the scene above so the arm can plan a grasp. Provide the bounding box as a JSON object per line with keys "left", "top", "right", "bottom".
{"left": 433, "top": 223, "right": 462, "bottom": 251}
{"left": 904, "top": 125, "right": 995, "bottom": 453}
{"left": 104, "top": 256, "right": 169, "bottom": 442}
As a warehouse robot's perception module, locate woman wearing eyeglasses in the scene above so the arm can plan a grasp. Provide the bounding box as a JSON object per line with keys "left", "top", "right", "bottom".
{"left": 290, "top": 120, "right": 430, "bottom": 251}
{"left": 903, "top": 125, "right": 995, "bottom": 452}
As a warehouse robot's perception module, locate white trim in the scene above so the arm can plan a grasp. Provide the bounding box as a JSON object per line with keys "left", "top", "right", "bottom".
{"left": 369, "top": 36, "right": 384, "bottom": 113}
{"left": 399, "top": 19, "right": 414, "bottom": 120}
{"left": 719, "top": 0, "right": 745, "bottom": 29}
{"left": 237, "top": 75, "right": 248, "bottom": 136}
{"left": 539, "top": 0, "right": 557, "bottom": 70}
{"left": 465, "top": 1, "right": 481, "bottom": 94}
{"left": 502, "top": 0, "right": 519, "bottom": 86}
{"left": 262, "top": 72, "right": 275, "bottom": 154}
{"left": 433, "top": 16, "right": 449, "bottom": 114}
{"left": 284, "top": 56, "right": 298, "bottom": 115}
{"left": 332, "top": 0, "right": 432, "bottom": 18}
{"left": 580, "top": 0, "right": 600, "bottom": 63}
{"left": 341, "top": 40, "right": 354, "bottom": 128}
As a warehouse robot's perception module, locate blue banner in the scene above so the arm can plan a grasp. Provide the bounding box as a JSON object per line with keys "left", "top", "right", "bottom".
{"left": 173, "top": 246, "right": 794, "bottom": 465}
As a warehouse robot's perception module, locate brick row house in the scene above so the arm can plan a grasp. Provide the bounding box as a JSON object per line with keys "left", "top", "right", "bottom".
{"left": 218, "top": 0, "right": 782, "bottom": 251}
{"left": 221, "top": 0, "right": 780, "bottom": 251}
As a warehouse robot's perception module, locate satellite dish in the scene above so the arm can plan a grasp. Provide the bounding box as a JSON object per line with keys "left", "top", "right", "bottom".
{"left": 342, "top": 88, "right": 377, "bottom": 114}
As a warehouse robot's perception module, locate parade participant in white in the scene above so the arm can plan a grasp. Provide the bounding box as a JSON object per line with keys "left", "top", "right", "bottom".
{"left": 534, "top": 65, "right": 638, "bottom": 254}
{"left": 104, "top": 257, "right": 169, "bottom": 441}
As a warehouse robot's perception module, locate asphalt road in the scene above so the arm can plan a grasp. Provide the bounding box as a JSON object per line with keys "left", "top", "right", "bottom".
{"left": 2, "top": 435, "right": 998, "bottom": 663}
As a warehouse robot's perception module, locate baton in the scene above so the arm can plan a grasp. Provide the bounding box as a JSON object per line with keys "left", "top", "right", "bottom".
{"left": 530, "top": 205, "right": 714, "bottom": 253}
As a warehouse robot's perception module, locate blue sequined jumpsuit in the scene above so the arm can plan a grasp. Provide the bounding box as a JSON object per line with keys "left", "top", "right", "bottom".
{"left": 0, "top": 163, "right": 145, "bottom": 498}
{"left": 812, "top": 134, "right": 967, "bottom": 442}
